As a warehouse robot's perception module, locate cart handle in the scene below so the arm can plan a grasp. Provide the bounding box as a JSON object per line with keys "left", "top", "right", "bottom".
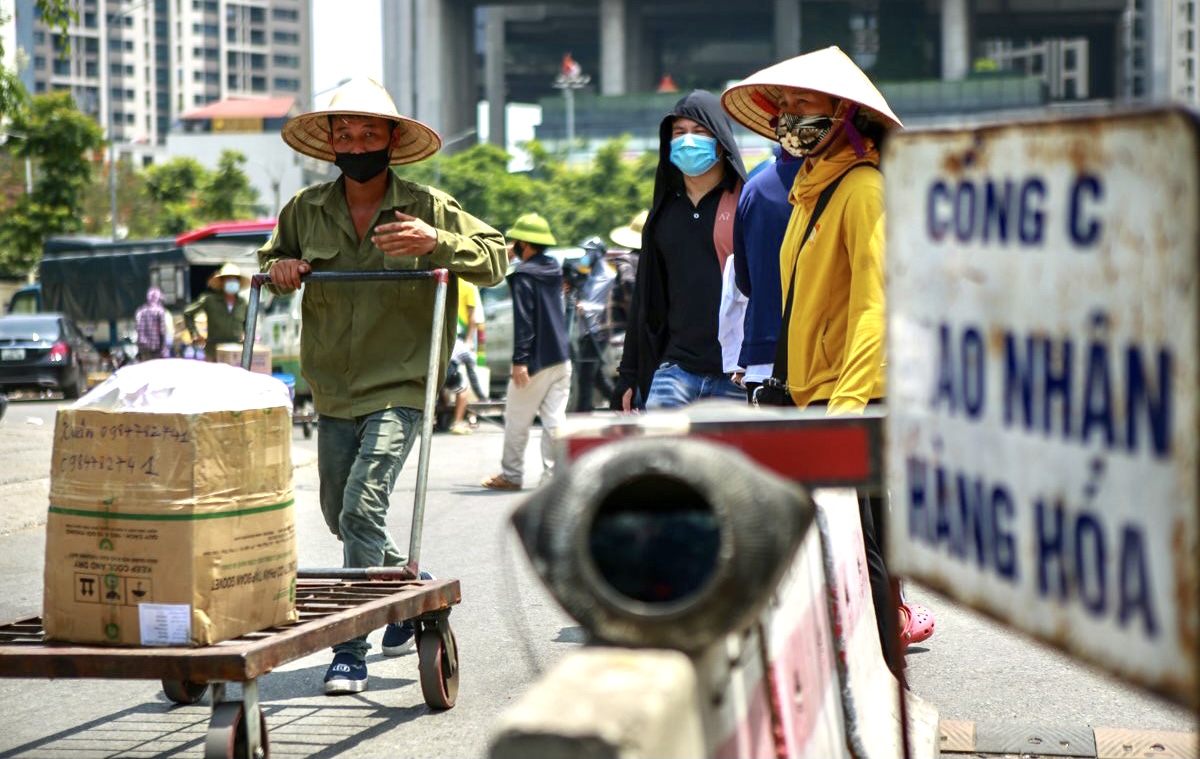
{"left": 243, "top": 268, "right": 451, "bottom": 576}
{"left": 244, "top": 269, "right": 451, "bottom": 359}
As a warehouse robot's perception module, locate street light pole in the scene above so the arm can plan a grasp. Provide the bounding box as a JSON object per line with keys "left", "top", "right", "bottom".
{"left": 108, "top": 86, "right": 118, "bottom": 240}
{"left": 552, "top": 53, "right": 589, "bottom": 165}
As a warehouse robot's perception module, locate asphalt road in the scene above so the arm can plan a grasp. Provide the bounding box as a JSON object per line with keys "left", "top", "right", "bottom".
{"left": 0, "top": 396, "right": 1194, "bottom": 759}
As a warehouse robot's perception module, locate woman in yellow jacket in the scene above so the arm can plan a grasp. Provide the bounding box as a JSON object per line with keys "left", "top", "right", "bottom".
{"left": 722, "top": 46, "right": 934, "bottom": 671}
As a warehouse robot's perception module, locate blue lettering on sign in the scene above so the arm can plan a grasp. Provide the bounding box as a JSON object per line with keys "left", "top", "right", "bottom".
{"left": 1000, "top": 315, "right": 1172, "bottom": 459}
{"left": 1034, "top": 498, "right": 1159, "bottom": 636}
{"left": 925, "top": 175, "right": 1104, "bottom": 248}
{"left": 1069, "top": 173, "right": 1103, "bottom": 246}
{"left": 933, "top": 323, "right": 987, "bottom": 419}
{"left": 903, "top": 457, "right": 1161, "bottom": 638}
{"left": 905, "top": 456, "right": 1019, "bottom": 581}
{"left": 926, "top": 177, "right": 1047, "bottom": 245}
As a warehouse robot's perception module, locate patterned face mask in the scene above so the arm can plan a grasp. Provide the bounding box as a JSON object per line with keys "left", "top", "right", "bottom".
{"left": 774, "top": 113, "right": 834, "bottom": 158}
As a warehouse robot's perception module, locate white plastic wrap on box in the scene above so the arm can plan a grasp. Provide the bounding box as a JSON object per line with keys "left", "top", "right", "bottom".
{"left": 73, "top": 359, "right": 292, "bottom": 414}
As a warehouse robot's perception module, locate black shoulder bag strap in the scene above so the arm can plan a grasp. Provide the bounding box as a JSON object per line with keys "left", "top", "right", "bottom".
{"left": 771, "top": 162, "right": 876, "bottom": 385}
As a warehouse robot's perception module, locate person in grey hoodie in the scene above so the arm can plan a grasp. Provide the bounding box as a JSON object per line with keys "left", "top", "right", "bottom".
{"left": 482, "top": 213, "right": 572, "bottom": 491}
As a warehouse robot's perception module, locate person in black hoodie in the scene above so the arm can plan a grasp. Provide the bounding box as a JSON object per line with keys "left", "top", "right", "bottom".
{"left": 482, "top": 213, "right": 572, "bottom": 491}
{"left": 611, "top": 90, "right": 749, "bottom": 411}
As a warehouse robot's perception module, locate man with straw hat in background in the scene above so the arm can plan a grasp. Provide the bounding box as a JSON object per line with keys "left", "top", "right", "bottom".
{"left": 481, "top": 213, "right": 571, "bottom": 491}
{"left": 183, "top": 262, "right": 249, "bottom": 361}
{"left": 259, "top": 77, "right": 506, "bottom": 695}
{"left": 722, "top": 46, "right": 935, "bottom": 674}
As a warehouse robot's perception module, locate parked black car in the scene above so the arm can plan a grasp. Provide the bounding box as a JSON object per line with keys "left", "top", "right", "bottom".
{"left": 0, "top": 313, "right": 103, "bottom": 399}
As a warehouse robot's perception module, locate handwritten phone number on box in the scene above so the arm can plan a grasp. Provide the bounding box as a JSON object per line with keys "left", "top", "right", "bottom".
{"left": 59, "top": 453, "right": 161, "bottom": 477}
{"left": 58, "top": 420, "right": 192, "bottom": 444}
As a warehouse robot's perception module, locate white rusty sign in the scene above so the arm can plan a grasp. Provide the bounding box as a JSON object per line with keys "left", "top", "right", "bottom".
{"left": 884, "top": 108, "right": 1199, "bottom": 710}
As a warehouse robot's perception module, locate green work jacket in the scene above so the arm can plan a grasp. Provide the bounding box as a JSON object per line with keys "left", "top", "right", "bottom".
{"left": 258, "top": 174, "right": 506, "bottom": 419}
{"left": 183, "top": 290, "right": 248, "bottom": 361}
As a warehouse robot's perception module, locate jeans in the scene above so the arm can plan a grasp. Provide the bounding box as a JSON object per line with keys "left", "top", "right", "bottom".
{"left": 318, "top": 407, "right": 422, "bottom": 658}
{"left": 645, "top": 362, "right": 745, "bottom": 409}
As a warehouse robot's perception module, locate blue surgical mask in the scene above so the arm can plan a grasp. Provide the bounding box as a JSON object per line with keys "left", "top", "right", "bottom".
{"left": 669, "top": 134, "right": 720, "bottom": 177}
{"left": 223, "top": 280, "right": 240, "bottom": 295}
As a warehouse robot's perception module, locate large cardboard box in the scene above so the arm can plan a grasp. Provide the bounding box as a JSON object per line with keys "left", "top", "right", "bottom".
{"left": 43, "top": 362, "right": 298, "bottom": 647}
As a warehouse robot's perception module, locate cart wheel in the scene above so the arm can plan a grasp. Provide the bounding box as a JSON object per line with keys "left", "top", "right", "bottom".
{"left": 204, "top": 701, "right": 269, "bottom": 759}
{"left": 162, "top": 678, "right": 209, "bottom": 705}
{"left": 418, "top": 626, "right": 459, "bottom": 709}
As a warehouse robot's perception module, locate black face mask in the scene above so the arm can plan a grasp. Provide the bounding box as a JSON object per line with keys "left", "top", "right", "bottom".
{"left": 334, "top": 147, "right": 392, "bottom": 183}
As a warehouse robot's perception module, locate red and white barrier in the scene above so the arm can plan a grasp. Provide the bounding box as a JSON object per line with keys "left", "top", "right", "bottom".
{"left": 751, "top": 519, "right": 850, "bottom": 758}
{"left": 490, "top": 408, "right": 941, "bottom": 758}
{"left": 813, "top": 488, "right": 940, "bottom": 758}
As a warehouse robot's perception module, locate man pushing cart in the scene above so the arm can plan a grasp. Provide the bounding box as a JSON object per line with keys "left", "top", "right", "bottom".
{"left": 259, "top": 76, "right": 507, "bottom": 695}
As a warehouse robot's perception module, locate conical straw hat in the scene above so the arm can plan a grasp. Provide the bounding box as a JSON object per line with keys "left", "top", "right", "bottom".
{"left": 207, "top": 262, "right": 250, "bottom": 290}
{"left": 281, "top": 77, "right": 442, "bottom": 166}
{"left": 610, "top": 209, "right": 647, "bottom": 250}
{"left": 722, "top": 46, "right": 902, "bottom": 141}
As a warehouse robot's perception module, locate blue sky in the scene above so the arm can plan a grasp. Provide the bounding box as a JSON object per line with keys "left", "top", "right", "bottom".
{"left": 311, "top": 0, "right": 383, "bottom": 98}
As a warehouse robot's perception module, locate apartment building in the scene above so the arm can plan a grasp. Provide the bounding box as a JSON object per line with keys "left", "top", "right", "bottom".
{"left": 15, "top": 0, "right": 309, "bottom": 158}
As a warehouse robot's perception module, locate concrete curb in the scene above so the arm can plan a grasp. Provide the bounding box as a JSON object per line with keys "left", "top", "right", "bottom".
{"left": 489, "top": 648, "right": 705, "bottom": 759}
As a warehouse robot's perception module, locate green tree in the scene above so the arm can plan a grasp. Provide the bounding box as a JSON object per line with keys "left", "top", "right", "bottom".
{"left": 141, "top": 157, "right": 206, "bottom": 234}
{"left": 394, "top": 138, "right": 654, "bottom": 249}
{"left": 0, "top": 91, "right": 105, "bottom": 276}
{"left": 79, "top": 158, "right": 159, "bottom": 238}
{"left": 144, "top": 156, "right": 206, "bottom": 206}
{"left": 535, "top": 136, "right": 655, "bottom": 247}
{"left": 395, "top": 142, "right": 542, "bottom": 234}
{"left": 140, "top": 152, "right": 260, "bottom": 235}
{"left": 203, "top": 149, "right": 259, "bottom": 219}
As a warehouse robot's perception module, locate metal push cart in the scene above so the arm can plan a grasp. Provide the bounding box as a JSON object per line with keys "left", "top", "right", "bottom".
{"left": 0, "top": 269, "right": 461, "bottom": 759}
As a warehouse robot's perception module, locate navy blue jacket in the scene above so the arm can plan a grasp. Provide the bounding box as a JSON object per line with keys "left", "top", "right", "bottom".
{"left": 509, "top": 252, "right": 571, "bottom": 375}
{"left": 733, "top": 154, "right": 804, "bottom": 368}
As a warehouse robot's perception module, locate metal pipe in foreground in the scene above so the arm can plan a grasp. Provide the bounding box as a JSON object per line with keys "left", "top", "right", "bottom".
{"left": 511, "top": 436, "right": 815, "bottom": 653}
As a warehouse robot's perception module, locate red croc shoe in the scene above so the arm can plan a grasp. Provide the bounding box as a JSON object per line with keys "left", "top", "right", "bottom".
{"left": 899, "top": 603, "right": 935, "bottom": 645}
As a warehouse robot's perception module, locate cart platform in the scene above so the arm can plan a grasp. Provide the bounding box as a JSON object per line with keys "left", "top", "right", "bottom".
{"left": 0, "top": 572, "right": 462, "bottom": 759}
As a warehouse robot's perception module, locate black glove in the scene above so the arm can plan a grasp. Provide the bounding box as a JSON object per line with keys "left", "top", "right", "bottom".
{"left": 609, "top": 374, "right": 635, "bottom": 411}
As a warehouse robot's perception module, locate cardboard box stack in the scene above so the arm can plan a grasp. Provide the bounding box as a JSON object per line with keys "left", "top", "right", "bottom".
{"left": 44, "top": 359, "right": 298, "bottom": 647}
